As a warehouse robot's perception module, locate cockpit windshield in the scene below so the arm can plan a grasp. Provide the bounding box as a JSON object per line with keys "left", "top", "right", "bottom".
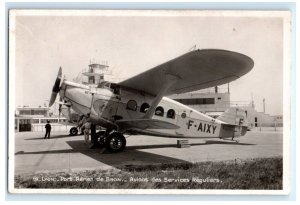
{"left": 97, "top": 81, "right": 120, "bottom": 95}
{"left": 97, "top": 81, "right": 110, "bottom": 89}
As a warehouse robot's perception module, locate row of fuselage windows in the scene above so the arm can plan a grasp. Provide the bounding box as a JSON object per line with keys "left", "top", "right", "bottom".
{"left": 175, "top": 98, "right": 215, "bottom": 105}
{"left": 126, "top": 100, "right": 176, "bottom": 119}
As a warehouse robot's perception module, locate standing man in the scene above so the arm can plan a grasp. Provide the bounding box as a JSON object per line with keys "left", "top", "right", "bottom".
{"left": 77, "top": 115, "right": 85, "bottom": 134}
{"left": 44, "top": 120, "right": 51, "bottom": 139}
{"left": 82, "top": 114, "right": 92, "bottom": 144}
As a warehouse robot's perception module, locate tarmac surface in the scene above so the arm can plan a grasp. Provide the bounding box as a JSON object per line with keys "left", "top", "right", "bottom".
{"left": 14, "top": 129, "right": 283, "bottom": 175}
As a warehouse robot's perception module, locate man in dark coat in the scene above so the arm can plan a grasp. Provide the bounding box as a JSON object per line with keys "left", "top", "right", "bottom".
{"left": 44, "top": 120, "right": 51, "bottom": 139}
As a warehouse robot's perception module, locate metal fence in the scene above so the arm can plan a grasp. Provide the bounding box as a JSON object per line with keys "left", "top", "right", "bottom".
{"left": 250, "top": 127, "right": 283, "bottom": 132}
{"left": 250, "top": 123, "right": 283, "bottom": 132}
{"left": 32, "top": 124, "right": 74, "bottom": 132}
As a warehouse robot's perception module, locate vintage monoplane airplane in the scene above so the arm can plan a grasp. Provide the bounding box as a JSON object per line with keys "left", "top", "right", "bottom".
{"left": 49, "top": 49, "right": 254, "bottom": 152}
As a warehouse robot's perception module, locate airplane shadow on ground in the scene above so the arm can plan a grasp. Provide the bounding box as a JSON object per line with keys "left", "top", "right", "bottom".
{"left": 15, "top": 139, "right": 256, "bottom": 170}
{"left": 66, "top": 140, "right": 192, "bottom": 168}
{"left": 127, "top": 140, "right": 255, "bottom": 150}
{"left": 15, "top": 140, "right": 190, "bottom": 168}
{"left": 24, "top": 135, "right": 76, "bottom": 140}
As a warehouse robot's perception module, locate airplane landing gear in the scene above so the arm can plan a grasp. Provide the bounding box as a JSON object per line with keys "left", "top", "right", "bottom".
{"left": 70, "top": 127, "right": 78, "bottom": 136}
{"left": 231, "top": 137, "right": 239, "bottom": 143}
{"left": 89, "top": 126, "right": 126, "bottom": 152}
{"left": 92, "top": 130, "right": 106, "bottom": 148}
{"left": 104, "top": 131, "right": 126, "bottom": 153}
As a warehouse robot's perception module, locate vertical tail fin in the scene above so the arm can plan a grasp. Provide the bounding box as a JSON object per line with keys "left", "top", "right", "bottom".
{"left": 218, "top": 107, "right": 249, "bottom": 138}
{"left": 217, "top": 107, "right": 248, "bottom": 127}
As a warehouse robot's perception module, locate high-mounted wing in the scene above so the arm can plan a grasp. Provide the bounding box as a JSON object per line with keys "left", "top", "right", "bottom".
{"left": 119, "top": 49, "right": 254, "bottom": 96}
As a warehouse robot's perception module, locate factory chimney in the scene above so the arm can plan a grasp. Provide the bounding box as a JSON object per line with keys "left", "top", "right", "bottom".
{"left": 214, "top": 86, "right": 218, "bottom": 93}
{"left": 263, "top": 98, "right": 266, "bottom": 113}
{"left": 227, "top": 83, "right": 230, "bottom": 94}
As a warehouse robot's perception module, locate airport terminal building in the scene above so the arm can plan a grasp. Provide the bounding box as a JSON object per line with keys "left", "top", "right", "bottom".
{"left": 169, "top": 85, "right": 283, "bottom": 128}
{"left": 15, "top": 106, "right": 68, "bottom": 132}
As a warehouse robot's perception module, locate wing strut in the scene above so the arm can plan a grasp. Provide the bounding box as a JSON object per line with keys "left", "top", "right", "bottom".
{"left": 143, "top": 74, "right": 179, "bottom": 119}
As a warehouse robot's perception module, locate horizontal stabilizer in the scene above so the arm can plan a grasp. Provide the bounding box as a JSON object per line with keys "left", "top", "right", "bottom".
{"left": 116, "top": 119, "right": 180, "bottom": 130}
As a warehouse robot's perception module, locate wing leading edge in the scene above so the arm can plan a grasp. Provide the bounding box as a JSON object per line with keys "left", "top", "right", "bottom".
{"left": 119, "top": 49, "right": 254, "bottom": 96}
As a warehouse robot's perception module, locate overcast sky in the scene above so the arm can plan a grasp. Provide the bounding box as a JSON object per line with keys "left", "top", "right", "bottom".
{"left": 13, "top": 11, "right": 286, "bottom": 115}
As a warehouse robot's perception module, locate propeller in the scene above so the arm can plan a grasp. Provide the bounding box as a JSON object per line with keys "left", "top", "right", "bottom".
{"left": 49, "top": 67, "right": 62, "bottom": 107}
{"left": 58, "top": 97, "right": 62, "bottom": 120}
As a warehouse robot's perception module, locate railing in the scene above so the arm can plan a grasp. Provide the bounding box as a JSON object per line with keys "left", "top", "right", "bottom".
{"left": 32, "top": 124, "right": 74, "bottom": 132}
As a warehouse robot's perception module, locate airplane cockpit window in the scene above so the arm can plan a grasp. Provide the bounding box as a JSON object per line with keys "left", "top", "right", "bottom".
{"left": 155, "top": 106, "right": 164, "bottom": 117}
{"left": 126, "top": 100, "right": 137, "bottom": 111}
{"left": 140, "top": 103, "right": 150, "bottom": 113}
{"left": 97, "top": 82, "right": 121, "bottom": 95}
{"left": 97, "top": 81, "right": 110, "bottom": 88}
{"left": 167, "top": 109, "right": 175, "bottom": 119}
{"left": 110, "top": 83, "right": 121, "bottom": 95}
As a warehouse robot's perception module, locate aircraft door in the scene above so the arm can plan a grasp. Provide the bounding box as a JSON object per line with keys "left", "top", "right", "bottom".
{"left": 92, "top": 86, "right": 121, "bottom": 121}
{"left": 103, "top": 95, "right": 121, "bottom": 121}
{"left": 105, "top": 85, "right": 122, "bottom": 121}
{"left": 175, "top": 110, "right": 190, "bottom": 136}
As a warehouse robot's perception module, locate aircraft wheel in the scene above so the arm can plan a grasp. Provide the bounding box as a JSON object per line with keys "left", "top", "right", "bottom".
{"left": 70, "top": 127, "right": 78, "bottom": 136}
{"left": 93, "top": 130, "right": 106, "bottom": 148}
{"left": 105, "top": 132, "right": 126, "bottom": 153}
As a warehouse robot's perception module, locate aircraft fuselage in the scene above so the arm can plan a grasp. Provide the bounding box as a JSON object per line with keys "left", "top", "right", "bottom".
{"left": 59, "top": 80, "right": 244, "bottom": 139}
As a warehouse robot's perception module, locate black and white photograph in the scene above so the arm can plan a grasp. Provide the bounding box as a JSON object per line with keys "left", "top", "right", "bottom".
{"left": 8, "top": 9, "right": 291, "bottom": 194}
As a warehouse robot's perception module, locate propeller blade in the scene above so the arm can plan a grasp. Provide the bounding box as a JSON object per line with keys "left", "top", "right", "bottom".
{"left": 58, "top": 100, "right": 62, "bottom": 120}
{"left": 49, "top": 67, "right": 62, "bottom": 107}
{"left": 59, "top": 105, "right": 61, "bottom": 118}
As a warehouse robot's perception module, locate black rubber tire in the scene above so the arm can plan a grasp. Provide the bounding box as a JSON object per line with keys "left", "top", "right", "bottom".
{"left": 92, "top": 130, "right": 106, "bottom": 148}
{"left": 105, "top": 132, "right": 126, "bottom": 153}
{"left": 70, "top": 127, "right": 78, "bottom": 136}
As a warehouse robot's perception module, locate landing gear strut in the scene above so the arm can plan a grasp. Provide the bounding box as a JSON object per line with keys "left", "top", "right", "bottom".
{"left": 89, "top": 124, "right": 103, "bottom": 148}
{"left": 89, "top": 126, "right": 126, "bottom": 152}
{"left": 231, "top": 137, "right": 239, "bottom": 143}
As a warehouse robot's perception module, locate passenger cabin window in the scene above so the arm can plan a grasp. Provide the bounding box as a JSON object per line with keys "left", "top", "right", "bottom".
{"left": 126, "top": 100, "right": 137, "bottom": 111}
{"left": 140, "top": 103, "right": 150, "bottom": 113}
{"left": 167, "top": 109, "right": 175, "bottom": 119}
{"left": 155, "top": 106, "right": 164, "bottom": 117}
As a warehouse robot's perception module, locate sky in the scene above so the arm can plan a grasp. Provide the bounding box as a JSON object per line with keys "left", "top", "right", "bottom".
{"left": 12, "top": 10, "right": 287, "bottom": 115}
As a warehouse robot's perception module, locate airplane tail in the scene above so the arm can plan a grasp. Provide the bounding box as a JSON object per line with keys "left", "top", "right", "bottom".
{"left": 217, "top": 107, "right": 248, "bottom": 126}
{"left": 217, "top": 107, "right": 248, "bottom": 138}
